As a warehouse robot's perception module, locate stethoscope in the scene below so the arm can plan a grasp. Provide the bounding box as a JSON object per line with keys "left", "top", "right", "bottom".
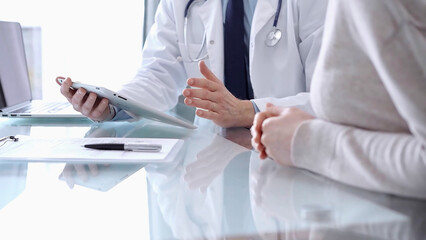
{"left": 183, "top": 0, "right": 283, "bottom": 62}
{"left": 265, "top": 0, "right": 283, "bottom": 47}
{"left": 184, "top": 0, "right": 208, "bottom": 62}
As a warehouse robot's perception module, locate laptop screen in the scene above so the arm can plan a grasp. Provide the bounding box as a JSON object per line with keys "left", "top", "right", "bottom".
{"left": 0, "top": 75, "right": 6, "bottom": 109}
{"left": 0, "top": 21, "right": 32, "bottom": 109}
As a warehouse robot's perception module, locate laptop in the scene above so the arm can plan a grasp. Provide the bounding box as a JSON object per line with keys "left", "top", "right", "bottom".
{"left": 0, "top": 20, "right": 83, "bottom": 118}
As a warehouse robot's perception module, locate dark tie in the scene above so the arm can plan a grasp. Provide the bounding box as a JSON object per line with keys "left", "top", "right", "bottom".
{"left": 224, "top": 0, "right": 253, "bottom": 100}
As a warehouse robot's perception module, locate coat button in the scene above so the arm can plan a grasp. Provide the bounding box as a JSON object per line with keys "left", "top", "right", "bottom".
{"left": 177, "top": 56, "right": 183, "bottom": 62}
{"left": 209, "top": 40, "right": 215, "bottom": 45}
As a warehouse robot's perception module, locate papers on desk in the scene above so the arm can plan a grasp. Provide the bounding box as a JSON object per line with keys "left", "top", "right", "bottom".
{"left": 0, "top": 136, "right": 184, "bottom": 163}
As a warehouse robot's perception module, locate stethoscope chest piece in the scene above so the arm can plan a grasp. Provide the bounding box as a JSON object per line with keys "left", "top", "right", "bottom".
{"left": 265, "top": 28, "right": 282, "bottom": 47}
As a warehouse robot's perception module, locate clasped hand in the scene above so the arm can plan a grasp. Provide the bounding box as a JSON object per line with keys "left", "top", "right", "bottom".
{"left": 251, "top": 103, "right": 314, "bottom": 166}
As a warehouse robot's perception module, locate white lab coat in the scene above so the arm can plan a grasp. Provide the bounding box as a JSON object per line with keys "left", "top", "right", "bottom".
{"left": 118, "top": 0, "right": 328, "bottom": 125}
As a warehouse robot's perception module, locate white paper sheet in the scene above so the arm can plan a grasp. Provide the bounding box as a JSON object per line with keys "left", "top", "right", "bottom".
{"left": 0, "top": 136, "right": 184, "bottom": 163}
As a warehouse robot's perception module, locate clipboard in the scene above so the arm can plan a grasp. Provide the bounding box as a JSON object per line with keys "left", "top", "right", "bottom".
{"left": 0, "top": 135, "right": 184, "bottom": 164}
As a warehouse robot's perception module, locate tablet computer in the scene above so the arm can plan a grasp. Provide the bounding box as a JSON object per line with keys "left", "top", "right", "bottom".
{"left": 57, "top": 79, "right": 197, "bottom": 129}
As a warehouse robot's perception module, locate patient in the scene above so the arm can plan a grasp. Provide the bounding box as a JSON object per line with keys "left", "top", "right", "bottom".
{"left": 251, "top": 0, "right": 426, "bottom": 199}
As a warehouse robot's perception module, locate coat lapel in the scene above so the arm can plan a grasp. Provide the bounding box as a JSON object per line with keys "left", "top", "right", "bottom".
{"left": 197, "top": 0, "right": 225, "bottom": 82}
{"left": 252, "top": 0, "right": 276, "bottom": 38}
{"left": 250, "top": 0, "right": 276, "bottom": 68}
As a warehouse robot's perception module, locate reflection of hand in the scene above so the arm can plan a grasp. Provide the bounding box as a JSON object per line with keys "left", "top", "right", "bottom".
{"left": 59, "top": 164, "right": 107, "bottom": 189}
{"left": 250, "top": 156, "right": 321, "bottom": 220}
{"left": 182, "top": 61, "right": 255, "bottom": 128}
{"left": 222, "top": 127, "right": 253, "bottom": 150}
{"left": 59, "top": 125, "right": 116, "bottom": 189}
{"left": 184, "top": 135, "right": 248, "bottom": 192}
{"left": 56, "top": 77, "right": 111, "bottom": 121}
{"left": 250, "top": 157, "right": 289, "bottom": 217}
{"left": 251, "top": 103, "right": 314, "bottom": 166}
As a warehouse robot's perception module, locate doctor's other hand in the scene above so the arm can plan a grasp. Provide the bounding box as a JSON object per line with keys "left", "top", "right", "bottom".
{"left": 251, "top": 103, "right": 314, "bottom": 166}
{"left": 184, "top": 135, "right": 249, "bottom": 193}
{"left": 56, "top": 76, "right": 111, "bottom": 122}
{"left": 182, "top": 61, "right": 255, "bottom": 128}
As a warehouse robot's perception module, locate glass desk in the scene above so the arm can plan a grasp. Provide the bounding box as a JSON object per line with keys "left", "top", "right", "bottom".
{"left": 0, "top": 117, "right": 425, "bottom": 240}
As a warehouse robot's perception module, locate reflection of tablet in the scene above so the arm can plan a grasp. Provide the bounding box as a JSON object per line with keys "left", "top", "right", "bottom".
{"left": 58, "top": 79, "right": 197, "bottom": 129}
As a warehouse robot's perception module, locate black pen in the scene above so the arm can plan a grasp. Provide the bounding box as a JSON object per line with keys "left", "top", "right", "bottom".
{"left": 83, "top": 143, "right": 162, "bottom": 152}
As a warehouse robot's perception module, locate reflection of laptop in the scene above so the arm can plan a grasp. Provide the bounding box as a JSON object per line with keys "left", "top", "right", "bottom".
{"left": 0, "top": 21, "right": 82, "bottom": 118}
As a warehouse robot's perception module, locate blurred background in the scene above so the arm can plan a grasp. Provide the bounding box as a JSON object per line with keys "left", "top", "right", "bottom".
{"left": 0, "top": 0, "right": 158, "bottom": 101}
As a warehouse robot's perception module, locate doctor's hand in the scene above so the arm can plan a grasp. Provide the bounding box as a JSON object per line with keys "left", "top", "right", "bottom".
{"left": 182, "top": 61, "right": 255, "bottom": 128}
{"left": 184, "top": 135, "right": 249, "bottom": 193}
{"left": 251, "top": 103, "right": 314, "bottom": 166}
{"left": 56, "top": 77, "right": 111, "bottom": 122}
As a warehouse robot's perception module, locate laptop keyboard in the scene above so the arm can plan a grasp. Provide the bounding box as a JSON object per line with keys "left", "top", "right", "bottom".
{"left": 13, "top": 102, "right": 71, "bottom": 113}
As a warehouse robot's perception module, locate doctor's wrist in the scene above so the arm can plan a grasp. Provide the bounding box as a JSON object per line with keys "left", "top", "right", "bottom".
{"left": 92, "top": 104, "right": 116, "bottom": 123}
{"left": 239, "top": 100, "right": 256, "bottom": 128}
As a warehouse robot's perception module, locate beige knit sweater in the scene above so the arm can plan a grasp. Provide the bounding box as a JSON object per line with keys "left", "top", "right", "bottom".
{"left": 292, "top": 0, "right": 426, "bottom": 199}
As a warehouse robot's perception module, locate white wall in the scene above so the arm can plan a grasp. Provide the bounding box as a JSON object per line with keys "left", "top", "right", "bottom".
{"left": 0, "top": 0, "right": 143, "bottom": 100}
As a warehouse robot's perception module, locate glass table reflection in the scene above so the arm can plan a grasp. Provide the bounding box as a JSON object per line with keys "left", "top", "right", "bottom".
{"left": 0, "top": 116, "right": 424, "bottom": 240}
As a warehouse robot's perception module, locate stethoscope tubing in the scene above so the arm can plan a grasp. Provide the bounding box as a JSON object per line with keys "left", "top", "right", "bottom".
{"left": 184, "top": 0, "right": 197, "bottom": 18}
{"left": 185, "top": 0, "right": 283, "bottom": 29}
{"left": 183, "top": 0, "right": 283, "bottom": 62}
{"left": 273, "top": 0, "right": 283, "bottom": 28}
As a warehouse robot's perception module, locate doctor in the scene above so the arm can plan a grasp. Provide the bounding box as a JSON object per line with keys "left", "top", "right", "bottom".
{"left": 59, "top": 0, "right": 328, "bottom": 128}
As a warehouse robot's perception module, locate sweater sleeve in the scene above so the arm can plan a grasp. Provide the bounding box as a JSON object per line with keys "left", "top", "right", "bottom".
{"left": 291, "top": 0, "right": 426, "bottom": 199}
{"left": 292, "top": 120, "right": 426, "bottom": 199}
